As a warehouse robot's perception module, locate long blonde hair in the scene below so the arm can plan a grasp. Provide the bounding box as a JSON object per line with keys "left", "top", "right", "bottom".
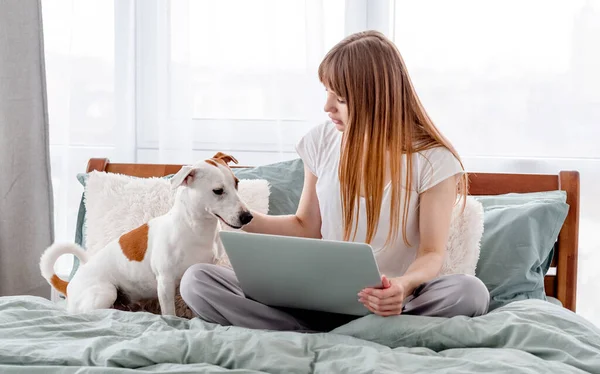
{"left": 318, "top": 30, "right": 468, "bottom": 247}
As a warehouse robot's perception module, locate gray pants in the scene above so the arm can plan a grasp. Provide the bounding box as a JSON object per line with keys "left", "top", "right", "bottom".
{"left": 180, "top": 264, "right": 490, "bottom": 332}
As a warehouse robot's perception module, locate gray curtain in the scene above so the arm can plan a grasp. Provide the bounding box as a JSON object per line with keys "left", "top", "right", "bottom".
{"left": 0, "top": 0, "right": 54, "bottom": 297}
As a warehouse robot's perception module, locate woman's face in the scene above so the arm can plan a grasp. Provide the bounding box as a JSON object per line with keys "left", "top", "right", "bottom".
{"left": 324, "top": 88, "right": 348, "bottom": 132}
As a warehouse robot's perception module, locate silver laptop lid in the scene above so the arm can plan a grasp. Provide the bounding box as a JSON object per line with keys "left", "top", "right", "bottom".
{"left": 219, "top": 231, "right": 382, "bottom": 316}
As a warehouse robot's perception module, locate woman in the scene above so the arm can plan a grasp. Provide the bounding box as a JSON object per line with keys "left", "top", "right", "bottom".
{"left": 180, "top": 30, "right": 490, "bottom": 332}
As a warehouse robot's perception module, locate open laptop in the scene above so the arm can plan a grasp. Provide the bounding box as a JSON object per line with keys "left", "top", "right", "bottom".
{"left": 218, "top": 231, "right": 382, "bottom": 316}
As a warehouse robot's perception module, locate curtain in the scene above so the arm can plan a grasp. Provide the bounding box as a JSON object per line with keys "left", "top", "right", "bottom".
{"left": 0, "top": 0, "right": 54, "bottom": 297}
{"left": 391, "top": 0, "right": 600, "bottom": 325}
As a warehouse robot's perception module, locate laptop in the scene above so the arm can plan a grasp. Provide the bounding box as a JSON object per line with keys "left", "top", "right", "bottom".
{"left": 218, "top": 231, "right": 383, "bottom": 316}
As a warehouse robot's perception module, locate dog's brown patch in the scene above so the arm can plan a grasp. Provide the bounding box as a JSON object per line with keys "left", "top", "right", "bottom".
{"left": 211, "top": 158, "right": 229, "bottom": 168}
{"left": 51, "top": 274, "right": 68, "bottom": 296}
{"left": 206, "top": 155, "right": 239, "bottom": 189}
{"left": 212, "top": 152, "right": 238, "bottom": 165}
{"left": 119, "top": 223, "right": 149, "bottom": 262}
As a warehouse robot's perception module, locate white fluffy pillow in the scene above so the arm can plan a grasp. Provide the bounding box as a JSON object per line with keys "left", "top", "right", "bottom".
{"left": 440, "top": 196, "right": 484, "bottom": 276}
{"left": 83, "top": 171, "right": 270, "bottom": 256}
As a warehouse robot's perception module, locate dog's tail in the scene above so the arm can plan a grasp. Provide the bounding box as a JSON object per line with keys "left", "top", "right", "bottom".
{"left": 39, "top": 243, "right": 89, "bottom": 296}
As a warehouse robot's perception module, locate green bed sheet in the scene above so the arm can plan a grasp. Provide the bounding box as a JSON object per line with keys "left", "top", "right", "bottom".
{"left": 0, "top": 296, "right": 599, "bottom": 373}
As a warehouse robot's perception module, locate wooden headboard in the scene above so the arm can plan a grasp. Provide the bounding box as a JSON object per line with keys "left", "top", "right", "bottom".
{"left": 86, "top": 158, "right": 580, "bottom": 312}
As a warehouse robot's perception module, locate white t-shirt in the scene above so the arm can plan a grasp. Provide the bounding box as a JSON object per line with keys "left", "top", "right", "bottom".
{"left": 295, "top": 121, "right": 464, "bottom": 278}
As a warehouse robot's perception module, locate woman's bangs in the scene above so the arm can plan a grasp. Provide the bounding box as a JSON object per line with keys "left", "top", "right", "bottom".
{"left": 318, "top": 53, "right": 347, "bottom": 99}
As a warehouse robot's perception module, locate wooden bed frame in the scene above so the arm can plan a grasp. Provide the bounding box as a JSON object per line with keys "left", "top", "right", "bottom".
{"left": 86, "top": 158, "right": 580, "bottom": 312}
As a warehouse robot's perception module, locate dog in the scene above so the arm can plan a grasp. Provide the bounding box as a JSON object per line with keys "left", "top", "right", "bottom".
{"left": 40, "top": 152, "right": 252, "bottom": 316}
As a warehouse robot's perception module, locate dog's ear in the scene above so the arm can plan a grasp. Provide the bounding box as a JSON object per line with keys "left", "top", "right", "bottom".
{"left": 212, "top": 152, "right": 238, "bottom": 165}
{"left": 171, "top": 165, "right": 196, "bottom": 189}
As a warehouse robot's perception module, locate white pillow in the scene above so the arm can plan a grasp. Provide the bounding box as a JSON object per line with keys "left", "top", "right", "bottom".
{"left": 440, "top": 196, "right": 484, "bottom": 276}
{"left": 83, "top": 171, "right": 270, "bottom": 257}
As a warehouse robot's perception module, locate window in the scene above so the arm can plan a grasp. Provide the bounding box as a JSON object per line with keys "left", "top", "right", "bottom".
{"left": 391, "top": 0, "right": 600, "bottom": 158}
{"left": 135, "top": 0, "right": 348, "bottom": 165}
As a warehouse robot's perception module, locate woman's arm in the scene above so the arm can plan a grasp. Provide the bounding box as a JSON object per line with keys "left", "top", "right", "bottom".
{"left": 242, "top": 165, "right": 322, "bottom": 239}
{"left": 394, "top": 174, "right": 458, "bottom": 294}
{"left": 358, "top": 174, "right": 459, "bottom": 316}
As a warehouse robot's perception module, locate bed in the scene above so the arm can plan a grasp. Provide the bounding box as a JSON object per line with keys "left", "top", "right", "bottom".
{"left": 84, "top": 158, "right": 581, "bottom": 313}
{"left": 0, "top": 158, "right": 597, "bottom": 374}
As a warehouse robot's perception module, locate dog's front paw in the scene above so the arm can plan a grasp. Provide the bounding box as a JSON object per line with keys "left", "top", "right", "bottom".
{"left": 161, "top": 304, "right": 176, "bottom": 316}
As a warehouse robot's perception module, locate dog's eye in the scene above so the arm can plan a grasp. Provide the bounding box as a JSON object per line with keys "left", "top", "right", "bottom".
{"left": 213, "top": 188, "right": 224, "bottom": 195}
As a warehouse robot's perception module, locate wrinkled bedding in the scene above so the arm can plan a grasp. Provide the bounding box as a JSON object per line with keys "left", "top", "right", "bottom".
{"left": 0, "top": 296, "right": 599, "bottom": 373}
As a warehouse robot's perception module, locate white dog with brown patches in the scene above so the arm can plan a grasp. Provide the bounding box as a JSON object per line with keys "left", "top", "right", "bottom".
{"left": 39, "top": 152, "right": 253, "bottom": 316}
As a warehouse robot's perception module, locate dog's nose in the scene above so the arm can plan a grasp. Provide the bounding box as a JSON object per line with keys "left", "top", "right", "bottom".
{"left": 239, "top": 211, "right": 253, "bottom": 225}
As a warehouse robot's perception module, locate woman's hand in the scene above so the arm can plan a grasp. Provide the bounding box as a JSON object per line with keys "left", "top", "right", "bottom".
{"left": 358, "top": 275, "right": 408, "bottom": 316}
